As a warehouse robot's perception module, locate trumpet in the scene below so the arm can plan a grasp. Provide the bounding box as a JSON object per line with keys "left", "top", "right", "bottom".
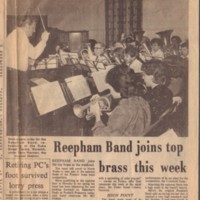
{"left": 73, "top": 94, "right": 112, "bottom": 120}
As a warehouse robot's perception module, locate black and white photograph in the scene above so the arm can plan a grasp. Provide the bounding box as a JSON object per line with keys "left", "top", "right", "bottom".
{"left": 6, "top": 0, "right": 188, "bottom": 137}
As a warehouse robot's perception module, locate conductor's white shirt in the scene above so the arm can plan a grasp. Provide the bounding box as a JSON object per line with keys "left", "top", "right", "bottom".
{"left": 6, "top": 27, "right": 46, "bottom": 71}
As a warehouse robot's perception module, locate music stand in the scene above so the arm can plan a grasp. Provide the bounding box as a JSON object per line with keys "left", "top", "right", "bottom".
{"left": 91, "top": 65, "right": 120, "bottom": 98}
{"left": 64, "top": 75, "right": 92, "bottom": 102}
{"left": 30, "top": 81, "right": 68, "bottom": 116}
{"left": 34, "top": 56, "right": 59, "bottom": 70}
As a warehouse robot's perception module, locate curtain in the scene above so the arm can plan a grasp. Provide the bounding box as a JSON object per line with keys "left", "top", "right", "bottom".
{"left": 105, "top": 0, "right": 143, "bottom": 46}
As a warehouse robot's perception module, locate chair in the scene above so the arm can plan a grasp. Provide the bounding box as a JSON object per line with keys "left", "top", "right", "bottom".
{"left": 144, "top": 102, "right": 178, "bottom": 137}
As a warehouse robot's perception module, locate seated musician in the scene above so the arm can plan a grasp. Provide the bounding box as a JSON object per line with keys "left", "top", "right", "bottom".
{"left": 122, "top": 36, "right": 140, "bottom": 49}
{"left": 141, "top": 60, "right": 173, "bottom": 124}
{"left": 6, "top": 15, "right": 50, "bottom": 135}
{"left": 163, "top": 55, "right": 188, "bottom": 136}
{"left": 79, "top": 49, "right": 96, "bottom": 73}
{"left": 80, "top": 49, "right": 90, "bottom": 62}
{"left": 121, "top": 36, "right": 132, "bottom": 48}
{"left": 124, "top": 45, "right": 143, "bottom": 73}
{"left": 87, "top": 42, "right": 111, "bottom": 65}
{"left": 170, "top": 35, "right": 182, "bottom": 56}
{"left": 112, "top": 47, "right": 125, "bottom": 64}
{"left": 91, "top": 65, "right": 151, "bottom": 136}
{"left": 88, "top": 39, "right": 97, "bottom": 52}
{"left": 150, "top": 38, "right": 164, "bottom": 60}
{"left": 180, "top": 41, "right": 189, "bottom": 60}
{"left": 164, "top": 55, "right": 187, "bottom": 96}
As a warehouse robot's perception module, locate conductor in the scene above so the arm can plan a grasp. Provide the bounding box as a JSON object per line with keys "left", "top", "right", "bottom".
{"left": 6, "top": 15, "right": 50, "bottom": 135}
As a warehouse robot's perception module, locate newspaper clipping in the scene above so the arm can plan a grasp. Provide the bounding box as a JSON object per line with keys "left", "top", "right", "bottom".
{"left": 0, "top": 0, "right": 198, "bottom": 199}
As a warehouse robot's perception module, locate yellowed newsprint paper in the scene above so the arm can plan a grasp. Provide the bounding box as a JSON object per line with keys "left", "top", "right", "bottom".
{"left": 0, "top": 0, "right": 198, "bottom": 199}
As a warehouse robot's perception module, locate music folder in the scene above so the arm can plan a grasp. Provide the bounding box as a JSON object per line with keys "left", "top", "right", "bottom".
{"left": 91, "top": 65, "right": 121, "bottom": 98}
{"left": 30, "top": 75, "right": 92, "bottom": 116}
{"left": 59, "top": 52, "right": 80, "bottom": 66}
{"left": 64, "top": 75, "right": 92, "bottom": 102}
{"left": 30, "top": 81, "right": 68, "bottom": 116}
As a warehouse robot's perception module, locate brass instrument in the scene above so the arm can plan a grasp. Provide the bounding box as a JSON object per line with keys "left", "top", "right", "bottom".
{"left": 156, "top": 30, "right": 173, "bottom": 47}
{"left": 141, "top": 42, "right": 152, "bottom": 56}
{"left": 114, "top": 56, "right": 123, "bottom": 65}
{"left": 122, "top": 31, "right": 145, "bottom": 47}
{"left": 105, "top": 47, "right": 125, "bottom": 65}
{"left": 103, "top": 53, "right": 113, "bottom": 65}
{"left": 138, "top": 30, "right": 175, "bottom": 60}
{"left": 73, "top": 94, "right": 112, "bottom": 120}
{"left": 156, "top": 30, "right": 174, "bottom": 57}
{"left": 132, "top": 30, "right": 145, "bottom": 42}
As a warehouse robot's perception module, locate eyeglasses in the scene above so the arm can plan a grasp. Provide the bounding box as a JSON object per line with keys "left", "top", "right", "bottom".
{"left": 94, "top": 47, "right": 103, "bottom": 50}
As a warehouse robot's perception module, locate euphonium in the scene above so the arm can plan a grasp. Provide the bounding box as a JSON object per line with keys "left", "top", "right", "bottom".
{"left": 73, "top": 94, "right": 112, "bottom": 120}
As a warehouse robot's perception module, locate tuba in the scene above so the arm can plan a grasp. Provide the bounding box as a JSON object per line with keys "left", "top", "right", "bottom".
{"left": 73, "top": 94, "right": 112, "bottom": 120}
{"left": 156, "top": 30, "right": 174, "bottom": 57}
{"left": 156, "top": 29, "right": 173, "bottom": 47}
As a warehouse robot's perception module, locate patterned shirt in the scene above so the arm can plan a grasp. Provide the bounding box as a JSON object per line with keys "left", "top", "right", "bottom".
{"left": 144, "top": 85, "right": 173, "bottom": 124}
{"left": 92, "top": 96, "right": 151, "bottom": 136}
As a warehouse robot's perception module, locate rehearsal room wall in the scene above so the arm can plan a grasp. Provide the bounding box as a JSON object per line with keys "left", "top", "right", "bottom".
{"left": 41, "top": 0, "right": 106, "bottom": 43}
{"left": 7, "top": 0, "right": 188, "bottom": 43}
{"left": 142, "top": 0, "right": 188, "bottom": 41}
{"left": 7, "top": 0, "right": 106, "bottom": 43}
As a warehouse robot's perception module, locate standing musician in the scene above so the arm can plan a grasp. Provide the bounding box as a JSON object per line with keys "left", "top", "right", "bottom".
{"left": 6, "top": 15, "right": 50, "bottom": 135}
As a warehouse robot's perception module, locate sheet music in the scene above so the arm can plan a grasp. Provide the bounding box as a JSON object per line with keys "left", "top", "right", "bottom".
{"left": 67, "top": 52, "right": 79, "bottom": 59}
{"left": 59, "top": 51, "right": 69, "bottom": 65}
{"left": 59, "top": 52, "right": 79, "bottom": 65}
{"left": 35, "top": 60, "right": 46, "bottom": 69}
{"left": 47, "top": 56, "right": 58, "bottom": 69}
{"left": 30, "top": 78, "right": 50, "bottom": 85}
{"left": 84, "top": 59, "right": 98, "bottom": 72}
{"left": 31, "top": 81, "right": 67, "bottom": 115}
{"left": 65, "top": 75, "right": 91, "bottom": 101}
{"left": 96, "top": 62, "right": 105, "bottom": 70}
{"left": 91, "top": 65, "right": 121, "bottom": 98}
{"left": 34, "top": 58, "right": 58, "bottom": 69}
